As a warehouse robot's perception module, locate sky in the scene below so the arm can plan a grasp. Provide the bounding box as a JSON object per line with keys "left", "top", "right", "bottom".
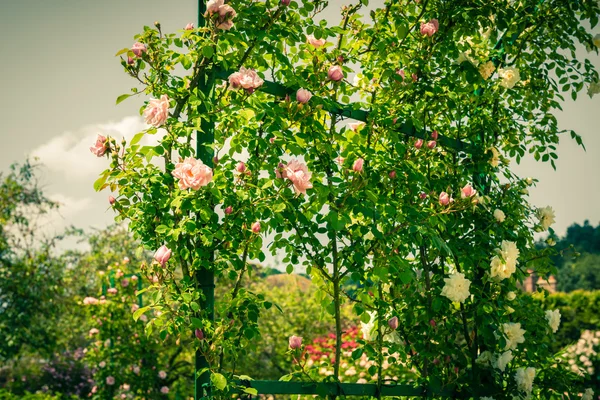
{"left": 0, "top": 1, "right": 599, "bottom": 259}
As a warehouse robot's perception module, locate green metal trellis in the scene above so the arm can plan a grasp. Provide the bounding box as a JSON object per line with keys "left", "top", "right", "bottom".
{"left": 191, "top": 1, "right": 542, "bottom": 398}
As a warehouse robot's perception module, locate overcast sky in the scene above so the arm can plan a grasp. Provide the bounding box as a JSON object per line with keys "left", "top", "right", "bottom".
{"left": 0, "top": 1, "right": 599, "bottom": 259}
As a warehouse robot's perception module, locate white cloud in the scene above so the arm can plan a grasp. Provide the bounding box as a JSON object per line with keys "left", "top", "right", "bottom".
{"left": 30, "top": 116, "right": 153, "bottom": 180}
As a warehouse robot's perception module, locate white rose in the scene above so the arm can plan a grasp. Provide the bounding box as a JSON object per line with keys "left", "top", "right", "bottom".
{"left": 441, "top": 272, "right": 471, "bottom": 303}
{"left": 498, "top": 67, "right": 521, "bottom": 89}
{"left": 492, "top": 350, "right": 513, "bottom": 372}
{"left": 536, "top": 206, "right": 555, "bottom": 230}
{"left": 545, "top": 309, "right": 561, "bottom": 333}
{"left": 500, "top": 322, "right": 526, "bottom": 350}
{"left": 506, "top": 291, "right": 517, "bottom": 301}
{"left": 476, "top": 351, "right": 493, "bottom": 366}
{"left": 515, "top": 367, "right": 536, "bottom": 393}
{"left": 479, "top": 61, "right": 496, "bottom": 80}
{"left": 493, "top": 209, "right": 506, "bottom": 223}
{"left": 490, "top": 255, "right": 514, "bottom": 280}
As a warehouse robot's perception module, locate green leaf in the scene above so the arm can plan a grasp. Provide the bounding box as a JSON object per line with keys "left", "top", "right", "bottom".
{"left": 115, "top": 47, "right": 130, "bottom": 57}
{"left": 242, "top": 388, "right": 258, "bottom": 395}
{"left": 116, "top": 93, "right": 131, "bottom": 105}
{"left": 191, "top": 317, "right": 203, "bottom": 328}
{"left": 211, "top": 372, "right": 227, "bottom": 391}
{"left": 130, "top": 132, "right": 145, "bottom": 146}
{"left": 202, "top": 46, "right": 214, "bottom": 58}
{"left": 155, "top": 225, "right": 169, "bottom": 234}
{"left": 93, "top": 171, "right": 109, "bottom": 192}
{"left": 133, "top": 306, "right": 150, "bottom": 321}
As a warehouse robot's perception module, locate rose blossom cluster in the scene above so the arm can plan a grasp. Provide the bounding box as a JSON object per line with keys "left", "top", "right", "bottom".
{"left": 206, "top": 0, "right": 237, "bottom": 30}
{"left": 276, "top": 159, "right": 313, "bottom": 195}
{"left": 228, "top": 67, "right": 264, "bottom": 92}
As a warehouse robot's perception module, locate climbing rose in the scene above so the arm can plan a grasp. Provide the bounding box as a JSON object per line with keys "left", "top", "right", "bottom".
{"left": 143, "top": 94, "right": 170, "bottom": 127}
{"left": 283, "top": 159, "right": 313, "bottom": 195}
{"left": 131, "top": 42, "right": 146, "bottom": 57}
{"left": 500, "top": 322, "right": 526, "bottom": 350}
{"left": 328, "top": 65, "right": 344, "bottom": 81}
{"left": 206, "top": 0, "right": 222, "bottom": 14}
{"left": 493, "top": 209, "right": 505, "bottom": 222}
{"left": 251, "top": 221, "right": 261, "bottom": 233}
{"left": 388, "top": 316, "right": 399, "bottom": 330}
{"left": 106, "top": 376, "right": 115, "bottom": 386}
{"left": 536, "top": 206, "right": 555, "bottom": 230}
{"left": 289, "top": 335, "right": 303, "bottom": 349}
{"left": 461, "top": 184, "right": 477, "bottom": 198}
{"left": 353, "top": 158, "right": 364, "bottom": 172}
{"left": 228, "top": 67, "right": 264, "bottom": 92}
{"left": 515, "top": 367, "right": 536, "bottom": 394}
{"left": 440, "top": 272, "right": 471, "bottom": 303}
{"left": 414, "top": 139, "right": 424, "bottom": 149}
{"left": 306, "top": 34, "right": 327, "bottom": 48}
{"left": 90, "top": 135, "right": 108, "bottom": 157}
{"left": 545, "top": 309, "right": 561, "bottom": 333}
{"left": 158, "top": 371, "right": 167, "bottom": 379}
{"left": 439, "top": 192, "right": 451, "bottom": 206}
{"left": 216, "top": 4, "right": 236, "bottom": 30}
{"left": 172, "top": 157, "right": 213, "bottom": 190}
{"left": 154, "top": 245, "right": 172, "bottom": 267}
{"left": 490, "top": 255, "right": 514, "bottom": 280}
{"left": 498, "top": 67, "right": 520, "bottom": 89}
{"left": 420, "top": 19, "right": 439, "bottom": 36}
{"left": 501, "top": 240, "right": 520, "bottom": 269}
{"left": 296, "top": 88, "right": 312, "bottom": 103}
{"left": 160, "top": 387, "right": 170, "bottom": 394}
{"left": 185, "top": 22, "right": 194, "bottom": 30}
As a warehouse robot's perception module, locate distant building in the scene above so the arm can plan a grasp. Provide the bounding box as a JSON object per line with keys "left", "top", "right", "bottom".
{"left": 521, "top": 269, "right": 557, "bottom": 293}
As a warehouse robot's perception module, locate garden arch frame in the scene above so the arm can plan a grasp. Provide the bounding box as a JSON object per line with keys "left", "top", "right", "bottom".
{"left": 184, "top": 0, "right": 543, "bottom": 398}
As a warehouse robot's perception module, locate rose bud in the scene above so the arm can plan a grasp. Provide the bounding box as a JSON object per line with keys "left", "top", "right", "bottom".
{"left": 236, "top": 161, "right": 246, "bottom": 173}
{"left": 419, "top": 192, "right": 427, "bottom": 199}
{"left": 439, "top": 192, "right": 450, "bottom": 206}
{"left": 108, "top": 196, "right": 116, "bottom": 205}
{"left": 389, "top": 170, "right": 397, "bottom": 179}
{"left": 185, "top": 22, "right": 194, "bottom": 30}
{"left": 431, "top": 130, "right": 439, "bottom": 140}
{"left": 414, "top": 139, "right": 424, "bottom": 149}
{"left": 131, "top": 42, "right": 146, "bottom": 57}
{"left": 328, "top": 65, "right": 344, "bottom": 81}
{"left": 296, "top": 88, "right": 312, "bottom": 104}
{"left": 225, "top": 206, "right": 233, "bottom": 215}
{"left": 251, "top": 221, "right": 261, "bottom": 233}
{"left": 127, "top": 56, "right": 134, "bottom": 65}
{"left": 429, "top": 319, "right": 437, "bottom": 327}
{"left": 154, "top": 245, "right": 172, "bottom": 267}
{"left": 195, "top": 329, "right": 204, "bottom": 340}
{"left": 388, "top": 316, "right": 399, "bottom": 330}
{"left": 281, "top": 0, "right": 291, "bottom": 5}
{"left": 289, "top": 335, "right": 303, "bottom": 349}
{"left": 427, "top": 140, "right": 437, "bottom": 149}
{"left": 353, "top": 158, "right": 364, "bottom": 173}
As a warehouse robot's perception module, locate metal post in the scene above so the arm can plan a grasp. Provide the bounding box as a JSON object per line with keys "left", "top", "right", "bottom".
{"left": 195, "top": 1, "right": 215, "bottom": 399}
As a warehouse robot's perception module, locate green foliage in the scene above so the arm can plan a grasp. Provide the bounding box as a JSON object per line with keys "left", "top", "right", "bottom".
{"left": 0, "top": 390, "right": 75, "bottom": 400}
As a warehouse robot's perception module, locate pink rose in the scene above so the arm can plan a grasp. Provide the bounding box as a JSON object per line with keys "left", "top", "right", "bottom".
{"left": 206, "top": 0, "right": 223, "bottom": 14}
{"left": 328, "top": 65, "right": 344, "bottom": 81}
{"left": 143, "top": 94, "right": 170, "bottom": 127}
{"left": 89, "top": 328, "right": 100, "bottom": 336}
{"left": 348, "top": 122, "right": 365, "bottom": 131}
{"left": 389, "top": 170, "right": 397, "bottom": 179}
{"left": 83, "top": 297, "right": 99, "bottom": 305}
{"left": 439, "top": 192, "right": 451, "bottom": 206}
{"left": 131, "top": 42, "right": 146, "bottom": 57}
{"left": 335, "top": 156, "right": 345, "bottom": 165}
{"left": 121, "top": 279, "right": 129, "bottom": 288}
{"left": 131, "top": 304, "right": 140, "bottom": 313}
{"left": 397, "top": 69, "right": 406, "bottom": 80}
{"left": 127, "top": 56, "right": 134, "bottom": 65}
{"left": 430, "top": 319, "right": 437, "bottom": 327}
{"left": 108, "top": 195, "right": 116, "bottom": 205}
{"left": 283, "top": 160, "right": 313, "bottom": 194}
{"left": 228, "top": 67, "right": 263, "bottom": 92}
{"left": 353, "top": 158, "right": 364, "bottom": 172}
{"left": 412, "top": 73, "right": 418, "bottom": 82}
{"left": 431, "top": 130, "right": 439, "bottom": 140}
{"left": 130, "top": 275, "right": 138, "bottom": 281}
{"left": 427, "top": 140, "right": 437, "bottom": 149}
{"left": 251, "top": 221, "right": 261, "bottom": 233}
{"left": 158, "top": 371, "right": 167, "bottom": 379}
{"left": 106, "top": 376, "right": 115, "bottom": 386}
{"left": 195, "top": 328, "right": 204, "bottom": 340}
{"left": 216, "top": 4, "right": 236, "bottom": 30}
{"left": 185, "top": 22, "right": 194, "bottom": 30}
{"left": 172, "top": 157, "right": 213, "bottom": 190}
{"left": 289, "top": 335, "right": 303, "bottom": 349}
{"left": 420, "top": 19, "right": 439, "bottom": 37}
{"left": 296, "top": 88, "right": 312, "bottom": 103}
{"left": 388, "top": 316, "right": 399, "bottom": 330}
{"left": 107, "top": 288, "right": 117, "bottom": 295}
{"left": 90, "top": 135, "right": 108, "bottom": 157}
{"left": 419, "top": 192, "right": 427, "bottom": 199}
{"left": 154, "top": 245, "right": 172, "bottom": 267}
{"left": 414, "top": 139, "right": 424, "bottom": 149}
{"left": 225, "top": 206, "right": 233, "bottom": 215}
{"left": 461, "top": 184, "right": 477, "bottom": 198}
{"left": 307, "top": 34, "right": 327, "bottom": 48}
{"left": 160, "top": 387, "right": 169, "bottom": 394}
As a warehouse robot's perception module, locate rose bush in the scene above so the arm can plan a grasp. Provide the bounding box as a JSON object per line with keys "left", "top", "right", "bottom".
{"left": 95, "top": 0, "right": 600, "bottom": 398}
